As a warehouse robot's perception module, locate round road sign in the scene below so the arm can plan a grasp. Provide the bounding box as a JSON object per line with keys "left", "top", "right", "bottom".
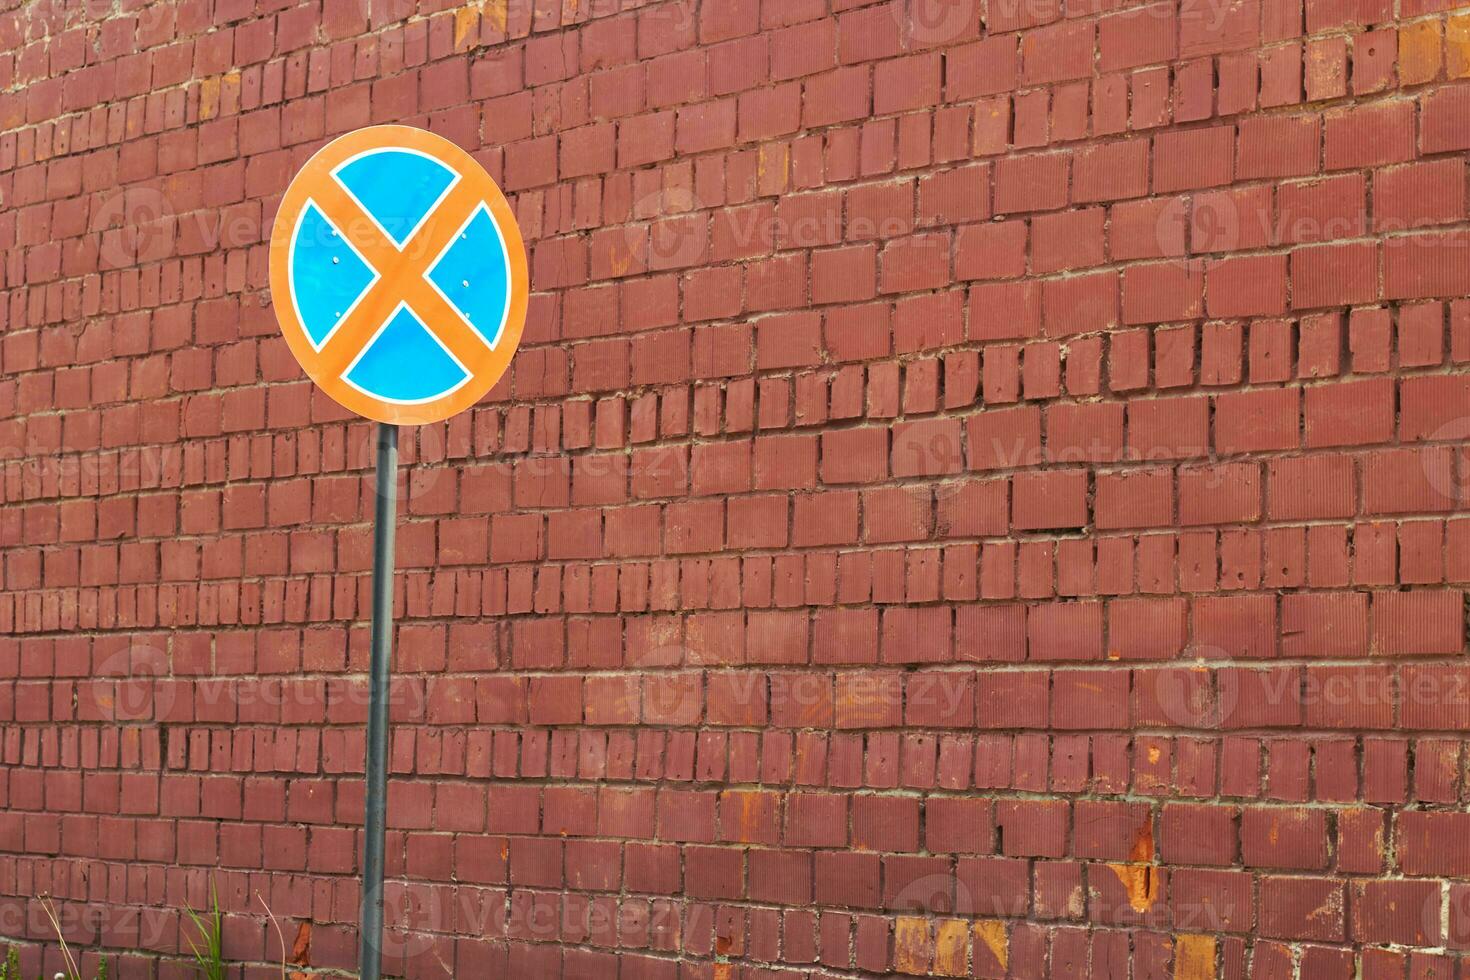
{"left": 269, "top": 125, "right": 528, "bottom": 425}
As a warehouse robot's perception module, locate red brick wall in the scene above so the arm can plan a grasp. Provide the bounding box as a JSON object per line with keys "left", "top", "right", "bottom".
{"left": 3, "top": 0, "right": 1470, "bottom": 976}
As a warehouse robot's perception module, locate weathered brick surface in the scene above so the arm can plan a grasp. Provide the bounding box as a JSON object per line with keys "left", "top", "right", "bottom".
{"left": 2, "top": 0, "right": 1470, "bottom": 977}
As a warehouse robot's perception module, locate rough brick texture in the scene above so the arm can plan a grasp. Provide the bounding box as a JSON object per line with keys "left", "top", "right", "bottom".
{"left": 3, "top": 0, "right": 1470, "bottom": 977}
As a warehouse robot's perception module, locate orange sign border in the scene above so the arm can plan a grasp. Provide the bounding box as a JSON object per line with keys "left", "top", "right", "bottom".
{"left": 269, "top": 125, "right": 529, "bottom": 426}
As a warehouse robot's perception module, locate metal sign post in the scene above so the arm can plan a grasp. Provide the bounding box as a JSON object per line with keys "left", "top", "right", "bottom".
{"left": 359, "top": 422, "right": 398, "bottom": 980}
{"left": 268, "top": 125, "right": 527, "bottom": 977}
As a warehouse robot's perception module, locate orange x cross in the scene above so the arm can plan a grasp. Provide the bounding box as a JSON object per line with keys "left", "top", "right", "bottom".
{"left": 308, "top": 176, "right": 486, "bottom": 378}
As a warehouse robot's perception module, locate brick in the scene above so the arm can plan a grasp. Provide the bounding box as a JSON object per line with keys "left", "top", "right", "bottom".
{"left": 1362, "top": 447, "right": 1458, "bottom": 514}
{"left": 1099, "top": 5, "right": 1177, "bottom": 70}
{"left": 1161, "top": 804, "right": 1238, "bottom": 865}
{"left": 1122, "top": 261, "right": 1205, "bottom": 324}
{"left": 1323, "top": 103, "right": 1415, "bottom": 170}
{"left": 918, "top": 163, "right": 992, "bottom": 227}
{"left": 1282, "top": 593, "right": 1369, "bottom": 657}
{"left": 1011, "top": 469, "right": 1089, "bottom": 530}
{"left": 1399, "top": 20, "right": 1443, "bottom": 86}
{"left": 1193, "top": 595, "right": 1277, "bottom": 658}
{"left": 1375, "top": 159, "right": 1465, "bottom": 232}
{"left": 925, "top": 797, "right": 994, "bottom": 854}
{"left": 1305, "top": 36, "right": 1348, "bottom": 100}
{"left": 1237, "top": 114, "right": 1320, "bottom": 179}
{"left": 977, "top": 672, "right": 1050, "bottom": 728}
{"left": 1398, "top": 812, "right": 1470, "bottom": 875}
{"left": 956, "top": 220, "right": 1026, "bottom": 281}
{"left": 1206, "top": 254, "right": 1288, "bottom": 317}
{"left": 1110, "top": 597, "right": 1188, "bottom": 659}
{"left": 1073, "top": 138, "right": 1150, "bottom": 202}
{"left": 1052, "top": 668, "right": 1130, "bottom": 727}
{"left": 995, "top": 799, "right": 1069, "bottom": 857}
{"left": 1268, "top": 455, "right": 1356, "bottom": 520}
{"left": 1129, "top": 395, "right": 1210, "bottom": 459}
{"left": 1423, "top": 84, "right": 1470, "bottom": 153}
{"left": 1305, "top": 377, "right": 1394, "bottom": 447}
{"left": 1372, "top": 590, "right": 1464, "bottom": 654}
{"left": 969, "top": 281, "right": 1041, "bottom": 340}
{"left": 1215, "top": 388, "right": 1300, "bottom": 454}
{"left": 1021, "top": 20, "right": 1095, "bottom": 85}
{"left": 1259, "top": 877, "right": 1346, "bottom": 942}
{"left": 1172, "top": 869, "right": 1253, "bottom": 934}
{"left": 1027, "top": 602, "right": 1104, "bottom": 661}
{"left": 1032, "top": 209, "right": 1105, "bottom": 274}
{"left": 1046, "top": 402, "right": 1124, "bottom": 464}
{"left": 1402, "top": 375, "right": 1470, "bottom": 442}
{"left": 1383, "top": 230, "right": 1470, "bottom": 301}
{"left": 1306, "top": 0, "right": 1389, "bottom": 31}
{"left": 1154, "top": 126, "right": 1235, "bottom": 192}
{"left": 1351, "top": 879, "right": 1442, "bottom": 946}
{"left": 1291, "top": 242, "right": 1378, "bottom": 309}
{"left": 1277, "top": 174, "right": 1367, "bottom": 245}
{"left": 1218, "top": 666, "right": 1304, "bottom": 728}
{"left": 1241, "top": 807, "right": 1330, "bottom": 869}
{"left": 946, "top": 37, "right": 1018, "bottom": 100}
{"left": 1041, "top": 273, "right": 1119, "bottom": 336}
{"left": 994, "top": 152, "right": 1070, "bottom": 214}
{"left": 1180, "top": 0, "right": 1261, "bottom": 56}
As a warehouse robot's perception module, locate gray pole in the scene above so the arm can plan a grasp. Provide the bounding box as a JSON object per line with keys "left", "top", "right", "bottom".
{"left": 359, "top": 422, "right": 398, "bottom": 980}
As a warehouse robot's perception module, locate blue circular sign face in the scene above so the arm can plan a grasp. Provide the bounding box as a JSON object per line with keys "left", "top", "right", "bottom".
{"left": 269, "top": 125, "right": 529, "bottom": 425}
